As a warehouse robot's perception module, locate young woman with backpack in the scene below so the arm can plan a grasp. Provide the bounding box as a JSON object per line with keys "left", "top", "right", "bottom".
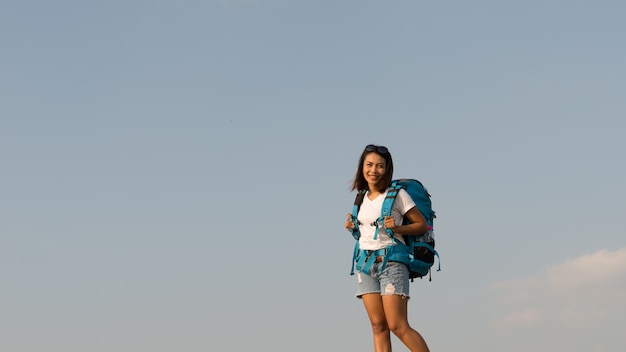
{"left": 344, "top": 144, "right": 431, "bottom": 352}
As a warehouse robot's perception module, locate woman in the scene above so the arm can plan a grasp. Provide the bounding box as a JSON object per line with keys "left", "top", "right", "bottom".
{"left": 345, "top": 144, "right": 430, "bottom": 352}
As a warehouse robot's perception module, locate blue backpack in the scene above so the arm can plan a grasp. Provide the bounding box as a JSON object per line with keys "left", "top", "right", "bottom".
{"left": 350, "top": 179, "right": 441, "bottom": 281}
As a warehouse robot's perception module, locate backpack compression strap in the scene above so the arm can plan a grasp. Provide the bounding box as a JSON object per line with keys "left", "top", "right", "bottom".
{"left": 410, "top": 241, "right": 442, "bottom": 273}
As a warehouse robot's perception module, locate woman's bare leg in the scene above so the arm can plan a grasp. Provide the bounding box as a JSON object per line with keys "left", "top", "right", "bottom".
{"left": 362, "top": 293, "right": 392, "bottom": 352}
{"left": 382, "top": 294, "right": 430, "bottom": 352}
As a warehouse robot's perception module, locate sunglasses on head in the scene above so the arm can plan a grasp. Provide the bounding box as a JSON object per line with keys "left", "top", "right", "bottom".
{"left": 364, "top": 144, "right": 389, "bottom": 154}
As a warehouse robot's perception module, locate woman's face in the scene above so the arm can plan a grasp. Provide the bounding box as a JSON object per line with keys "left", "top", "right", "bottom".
{"left": 362, "top": 152, "right": 387, "bottom": 186}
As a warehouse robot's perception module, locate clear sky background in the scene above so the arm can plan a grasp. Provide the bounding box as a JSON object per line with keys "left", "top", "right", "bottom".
{"left": 1, "top": 1, "right": 625, "bottom": 351}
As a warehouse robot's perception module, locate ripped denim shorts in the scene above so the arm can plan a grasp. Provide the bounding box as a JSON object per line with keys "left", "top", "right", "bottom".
{"left": 355, "top": 261, "right": 410, "bottom": 299}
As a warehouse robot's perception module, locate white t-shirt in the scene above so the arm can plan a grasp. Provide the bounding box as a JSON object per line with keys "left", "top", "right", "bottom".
{"left": 357, "top": 188, "right": 416, "bottom": 250}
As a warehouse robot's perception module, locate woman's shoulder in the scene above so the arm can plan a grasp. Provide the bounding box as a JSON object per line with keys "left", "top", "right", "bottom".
{"left": 383, "top": 186, "right": 409, "bottom": 199}
{"left": 396, "top": 188, "right": 415, "bottom": 206}
{"left": 397, "top": 187, "right": 410, "bottom": 198}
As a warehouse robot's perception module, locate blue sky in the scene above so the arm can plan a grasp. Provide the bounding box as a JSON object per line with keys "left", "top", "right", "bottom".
{"left": 1, "top": 1, "right": 625, "bottom": 351}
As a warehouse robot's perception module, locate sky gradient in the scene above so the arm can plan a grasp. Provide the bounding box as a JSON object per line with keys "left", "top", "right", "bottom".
{"left": 2, "top": 1, "right": 625, "bottom": 351}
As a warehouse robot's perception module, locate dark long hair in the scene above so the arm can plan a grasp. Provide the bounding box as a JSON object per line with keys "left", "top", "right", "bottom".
{"left": 350, "top": 144, "right": 394, "bottom": 193}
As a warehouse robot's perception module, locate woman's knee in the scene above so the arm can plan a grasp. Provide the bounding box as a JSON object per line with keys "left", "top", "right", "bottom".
{"left": 370, "top": 320, "right": 390, "bottom": 334}
{"left": 388, "top": 320, "right": 411, "bottom": 336}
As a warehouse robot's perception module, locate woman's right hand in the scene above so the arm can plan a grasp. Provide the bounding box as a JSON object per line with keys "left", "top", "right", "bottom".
{"left": 345, "top": 213, "right": 355, "bottom": 231}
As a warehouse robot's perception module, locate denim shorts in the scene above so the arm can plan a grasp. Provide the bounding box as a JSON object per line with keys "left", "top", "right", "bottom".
{"left": 355, "top": 261, "right": 410, "bottom": 299}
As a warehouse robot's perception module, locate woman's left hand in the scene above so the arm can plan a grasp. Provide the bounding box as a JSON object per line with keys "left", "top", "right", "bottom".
{"left": 383, "top": 216, "right": 396, "bottom": 230}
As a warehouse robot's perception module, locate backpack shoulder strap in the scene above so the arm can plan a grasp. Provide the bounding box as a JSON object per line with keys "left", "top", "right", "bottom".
{"left": 350, "top": 190, "right": 366, "bottom": 240}
{"left": 382, "top": 180, "right": 403, "bottom": 216}
{"left": 349, "top": 190, "right": 366, "bottom": 274}
{"left": 379, "top": 180, "right": 404, "bottom": 239}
